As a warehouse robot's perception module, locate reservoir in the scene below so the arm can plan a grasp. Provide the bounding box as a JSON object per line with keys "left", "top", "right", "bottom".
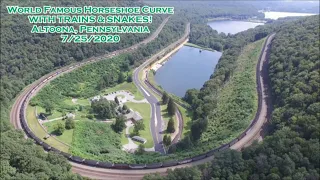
{"left": 154, "top": 46, "right": 222, "bottom": 97}
{"left": 207, "top": 20, "right": 264, "bottom": 34}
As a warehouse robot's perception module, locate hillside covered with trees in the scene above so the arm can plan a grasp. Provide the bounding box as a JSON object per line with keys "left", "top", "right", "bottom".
{"left": 0, "top": 0, "right": 167, "bottom": 178}
{"left": 144, "top": 15, "right": 320, "bottom": 180}
{"left": 1, "top": 0, "right": 319, "bottom": 178}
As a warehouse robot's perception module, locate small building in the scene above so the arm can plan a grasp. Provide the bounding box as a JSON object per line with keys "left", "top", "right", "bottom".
{"left": 91, "top": 95, "right": 101, "bottom": 102}
{"left": 66, "top": 113, "right": 75, "bottom": 119}
{"left": 132, "top": 136, "right": 147, "bottom": 144}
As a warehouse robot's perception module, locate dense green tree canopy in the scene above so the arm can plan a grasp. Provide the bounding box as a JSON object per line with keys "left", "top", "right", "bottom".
{"left": 1, "top": 0, "right": 319, "bottom": 177}
{"left": 113, "top": 115, "right": 126, "bottom": 133}
{"left": 145, "top": 15, "right": 320, "bottom": 180}
{"left": 65, "top": 118, "right": 75, "bottom": 130}
{"left": 91, "top": 99, "right": 117, "bottom": 119}
{"left": 0, "top": 0, "right": 167, "bottom": 176}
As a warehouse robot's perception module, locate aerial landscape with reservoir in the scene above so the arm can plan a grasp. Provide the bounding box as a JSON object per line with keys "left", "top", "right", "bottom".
{"left": 1, "top": 0, "right": 319, "bottom": 179}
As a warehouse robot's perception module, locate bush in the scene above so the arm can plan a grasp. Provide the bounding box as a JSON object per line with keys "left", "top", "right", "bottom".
{"left": 127, "top": 76, "right": 133, "bottom": 82}
{"left": 87, "top": 114, "right": 94, "bottom": 119}
{"left": 122, "top": 104, "right": 129, "bottom": 111}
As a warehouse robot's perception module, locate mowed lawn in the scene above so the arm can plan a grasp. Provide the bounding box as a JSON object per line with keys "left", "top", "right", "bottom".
{"left": 62, "top": 98, "right": 91, "bottom": 107}
{"left": 177, "top": 104, "right": 192, "bottom": 138}
{"left": 125, "top": 102, "right": 154, "bottom": 148}
{"left": 160, "top": 104, "right": 176, "bottom": 135}
{"left": 120, "top": 129, "right": 129, "bottom": 145}
{"left": 160, "top": 103, "right": 191, "bottom": 139}
{"left": 43, "top": 120, "right": 74, "bottom": 145}
{"left": 26, "top": 105, "right": 69, "bottom": 152}
{"left": 36, "top": 106, "right": 63, "bottom": 120}
{"left": 103, "top": 82, "right": 144, "bottom": 100}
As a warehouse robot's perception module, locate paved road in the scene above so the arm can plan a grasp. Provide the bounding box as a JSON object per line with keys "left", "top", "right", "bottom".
{"left": 9, "top": 13, "right": 275, "bottom": 179}
{"left": 133, "top": 67, "right": 165, "bottom": 153}
{"left": 10, "top": 15, "right": 169, "bottom": 130}
{"left": 70, "top": 34, "right": 276, "bottom": 179}
{"left": 132, "top": 23, "right": 190, "bottom": 154}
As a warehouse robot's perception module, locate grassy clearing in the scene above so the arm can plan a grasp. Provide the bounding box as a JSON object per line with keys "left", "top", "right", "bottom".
{"left": 102, "top": 82, "right": 144, "bottom": 101}
{"left": 26, "top": 105, "right": 69, "bottom": 152}
{"left": 160, "top": 104, "right": 176, "bottom": 135}
{"left": 70, "top": 121, "right": 129, "bottom": 163}
{"left": 63, "top": 98, "right": 90, "bottom": 107}
{"left": 148, "top": 71, "right": 157, "bottom": 87}
{"left": 43, "top": 120, "right": 74, "bottom": 145}
{"left": 125, "top": 102, "right": 153, "bottom": 148}
{"left": 120, "top": 129, "right": 129, "bottom": 145}
{"left": 160, "top": 103, "right": 191, "bottom": 138}
{"left": 185, "top": 42, "right": 215, "bottom": 52}
{"left": 177, "top": 104, "right": 192, "bottom": 138}
{"left": 76, "top": 98, "right": 91, "bottom": 106}
{"left": 36, "top": 106, "right": 63, "bottom": 120}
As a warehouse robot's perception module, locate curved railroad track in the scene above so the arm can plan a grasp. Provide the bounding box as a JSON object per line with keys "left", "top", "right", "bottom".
{"left": 10, "top": 14, "right": 275, "bottom": 179}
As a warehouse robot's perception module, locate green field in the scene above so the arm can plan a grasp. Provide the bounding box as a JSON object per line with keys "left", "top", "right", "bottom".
{"left": 148, "top": 71, "right": 158, "bottom": 87}
{"left": 36, "top": 106, "right": 63, "bottom": 120}
{"left": 120, "top": 129, "right": 129, "bottom": 145}
{"left": 63, "top": 98, "right": 91, "bottom": 107}
{"left": 102, "top": 82, "right": 144, "bottom": 100}
{"left": 160, "top": 104, "right": 176, "bottom": 135}
{"left": 125, "top": 102, "right": 154, "bottom": 148}
{"left": 43, "top": 120, "right": 74, "bottom": 145}
{"left": 26, "top": 105, "right": 69, "bottom": 152}
{"left": 70, "top": 121, "right": 131, "bottom": 163}
{"left": 177, "top": 104, "right": 192, "bottom": 138}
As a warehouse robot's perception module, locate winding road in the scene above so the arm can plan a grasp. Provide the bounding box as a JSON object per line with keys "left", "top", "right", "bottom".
{"left": 132, "top": 22, "right": 190, "bottom": 154}
{"left": 9, "top": 13, "right": 275, "bottom": 179}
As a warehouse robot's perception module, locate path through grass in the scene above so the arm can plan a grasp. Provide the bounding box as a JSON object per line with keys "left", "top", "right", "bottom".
{"left": 26, "top": 105, "right": 69, "bottom": 152}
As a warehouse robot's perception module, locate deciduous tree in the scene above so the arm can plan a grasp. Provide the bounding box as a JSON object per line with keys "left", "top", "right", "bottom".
{"left": 65, "top": 118, "right": 75, "bottom": 129}
{"left": 54, "top": 122, "right": 65, "bottom": 135}
{"left": 133, "top": 121, "right": 145, "bottom": 135}
{"left": 113, "top": 115, "right": 126, "bottom": 133}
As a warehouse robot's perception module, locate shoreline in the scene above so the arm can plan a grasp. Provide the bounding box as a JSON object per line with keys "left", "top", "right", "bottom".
{"left": 207, "top": 17, "right": 267, "bottom": 24}
{"left": 149, "top": 38, "right": 188, "bottom": 72}
{"left": 184, "top": 42, "right": 216, "bottom": 52}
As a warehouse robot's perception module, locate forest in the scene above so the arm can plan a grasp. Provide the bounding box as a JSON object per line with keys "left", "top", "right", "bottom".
{"left": 30, "top": 14, "right": 186, "bottom": 109}
{"left": 1, "top": 0, "right": 319, "bottom": 178}
{"left": 149, "top": 1, "right": 264, "bottom": 24}
{"left": 144, "top": 15, "right": 320, "bottom": 180}
{"left": 0, "top": 0, "right": 166, "bottom": 178}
